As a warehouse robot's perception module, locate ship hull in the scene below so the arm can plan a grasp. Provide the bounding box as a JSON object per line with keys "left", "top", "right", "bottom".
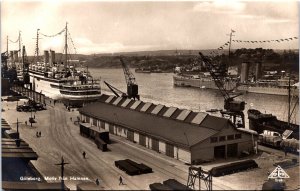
{"left": 173, "top": 75, "right": 236, "bottom": 90}
{"left": 28, "top": 71, "right": 101, "bottom": 106}
{"left": 173, "top": 74, "right": 299, "bottom": 96}
{"left": 248, "top": 109, "right": 299, "bottom": 140}
{"left": 238, "top": 85, "right": 299, "bottom": 96}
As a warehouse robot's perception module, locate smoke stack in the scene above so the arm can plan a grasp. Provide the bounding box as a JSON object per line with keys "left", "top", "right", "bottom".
{"left": 255, "top": 62, "right": 262, "bottom": 81}
{"left": 50, "top": 50, "right": 55, "bottom": 65}
{"left": 13, "top": 51, "right": 19, "bottom": 62}
{"left": 10, "top": 51, "right": 14, "bottom": 61}
{"left": 44, "top": 50, "right": 49, "bottom": 63}
{"left": 240, "top": 62, "right": 249, "bottom": 82}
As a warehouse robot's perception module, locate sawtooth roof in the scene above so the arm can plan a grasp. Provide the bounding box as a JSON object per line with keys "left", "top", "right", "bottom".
{"left": 79, "top": 95, "right": 234, "bottom": 149}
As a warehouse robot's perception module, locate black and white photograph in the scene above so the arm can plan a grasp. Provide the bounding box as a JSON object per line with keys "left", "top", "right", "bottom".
{"left": 1, "top": 0, "right": 299, "bottom": 190}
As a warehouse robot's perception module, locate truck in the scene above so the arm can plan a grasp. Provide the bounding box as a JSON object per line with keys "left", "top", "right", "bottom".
{"left": 259, "top": 130, "right": 282, "bottom": 147}
{"left": 259, "top": 130, "right": 299, "bottom": 153}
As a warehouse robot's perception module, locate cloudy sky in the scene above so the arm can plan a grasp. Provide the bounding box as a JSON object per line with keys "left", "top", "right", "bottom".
{"left": 1, "top": 0, "right": 299, "bottom": 55}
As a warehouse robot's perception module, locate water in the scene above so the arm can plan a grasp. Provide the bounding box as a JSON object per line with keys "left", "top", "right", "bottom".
{"left": 89, "top": 68, "right": 299, "bottom": 126}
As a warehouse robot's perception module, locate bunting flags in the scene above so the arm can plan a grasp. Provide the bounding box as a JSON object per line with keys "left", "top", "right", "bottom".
{"left": 68, "top": 30, "right": 77, "bottom": 54}
{"left": 217, "top": 41, "right": 230, "bottom": 50}
{"left": 8, "top": 37, "right": 20, "bottom": 43}
{"left": 40, "top": 28, "right": 66, "bottom": 37}
{"left": 232, "top": 37, "right": 298, "bottom": 43}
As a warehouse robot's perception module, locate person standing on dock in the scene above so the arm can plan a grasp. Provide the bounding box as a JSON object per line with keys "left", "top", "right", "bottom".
{"left": 119, "top": 176, "right": 124, "bottom": 185}
{"left": 82, "top": 151, "right": 86, "bottom": 159}
{"left": 95, "top": 178, "right": 99, "bottom": 185}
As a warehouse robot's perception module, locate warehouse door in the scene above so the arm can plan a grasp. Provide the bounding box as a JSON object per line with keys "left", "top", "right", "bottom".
{"left": 139, "top": 134, "right": 146, "bottom": 147}
{"left": 109, "top": 124, "right": 114, "bottom": 134}
{"left": 166, "top": 143, "right": 174, "bottom": 157}
{"left": 93, "top": 118, "right": 97, "bottom": 126}
{"left": 100, "top": 121, "right": 105, "bottom": 129}
{"left": 214, "top": 145, "right": 226, "bottom": 159}
{"left": 227, "top": 143, "right": 238, "bottom": 157}
{"left": 127, "top": 130, "right": 134, "bottom": 142}
{"left": 152, "top": 138, "right": 159, "bottom": 152}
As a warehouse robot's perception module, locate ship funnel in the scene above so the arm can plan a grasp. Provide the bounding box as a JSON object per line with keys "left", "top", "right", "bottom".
{"left": 44, "top": 50, "right": 49, "bottom": 64}
{"left": 255, "top": 62, "right": 262, "bottom": 81}
{"left": 9, "top": 51, "right": 14, "bottom": 61}
{"left": 240, "top": 62, "right": 249, "bottom": 82}
{"left": 50, "top": 50, "right": 56, "bottom": 65}
{"left": 13, "top": 50, "right": 19, "bottom": 63}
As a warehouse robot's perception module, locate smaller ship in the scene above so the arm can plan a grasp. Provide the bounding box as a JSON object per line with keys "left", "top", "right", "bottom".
{"left": 135, "top": 68, "right": 151, "bottom": 73}
{"left": 248, "top": 109, "right": 299, "bottom": 140}
{"left": 248, "top": 78, "right": 299, "bottom": 140}
{"left": 237, "top": 76, "right": 299, "bottom": 97}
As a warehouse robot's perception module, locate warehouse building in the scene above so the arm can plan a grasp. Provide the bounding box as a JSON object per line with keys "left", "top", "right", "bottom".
{"left": 79, "top": 94, "right": 257, "bottom": 164}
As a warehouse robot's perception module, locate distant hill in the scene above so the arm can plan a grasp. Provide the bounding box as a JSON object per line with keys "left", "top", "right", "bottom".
{"left": 26, "top": 48, "right": 298, "bottom": 73}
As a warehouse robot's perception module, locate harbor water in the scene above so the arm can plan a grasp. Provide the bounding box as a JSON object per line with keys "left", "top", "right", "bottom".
{"left": 89, "top": 68, "right": 299, "bottom": 126}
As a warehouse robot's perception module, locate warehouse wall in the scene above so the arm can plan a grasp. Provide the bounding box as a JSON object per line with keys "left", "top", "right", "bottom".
{"left": 190, "top": 147, "right": 214, "bottom": 162}
{"left": 81, "top": 114, "right": 254, "bottom": 164}
{"left": 177, "top": 147, "right": 191, "bottom": 163}
{"left": 190, "top": 124, "right": 255, "bottom": 162}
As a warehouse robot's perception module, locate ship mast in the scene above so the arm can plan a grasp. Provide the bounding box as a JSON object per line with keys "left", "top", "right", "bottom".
{"left": 18, "top": 30, "right": 21, "bottom": 62}
{"left": 227, "top": 29, "right": 235, "bottom": 69}
{"left": 6, "top": 36, "right": 8, "bottom": 54}
{"left": 64, "top": 22, "right": 68, "bottom": 68}
{"left": 33, "top": 29, "right": 41, "bottom": 63}
{"left": 288, "top": 74, "right": 291, "bottom": 126}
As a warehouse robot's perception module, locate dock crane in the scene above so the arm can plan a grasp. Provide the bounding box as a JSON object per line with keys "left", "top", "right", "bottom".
{"left": 120, "top": 56, "right": 140, "bottom": 100}
{"left": 103, "top": 81, "right": 127, "bottom": 98}
{"left": 198, "top": 52, "right": 246, "bottom": 128}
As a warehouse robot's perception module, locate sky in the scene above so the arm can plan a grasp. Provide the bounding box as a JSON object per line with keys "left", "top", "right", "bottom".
{"left": 1, "top": 0, "right": 299, "bottom": 55}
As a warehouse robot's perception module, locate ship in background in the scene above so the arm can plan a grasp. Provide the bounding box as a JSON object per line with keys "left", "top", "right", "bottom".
{"left": 173, "top": 60, "right": 299, "bottom": 97}
{"left": 19, "top": 23, "right": 102, "bottom": 107}
{"left": 173, "top": 65, "right": 238, "bottom": 91}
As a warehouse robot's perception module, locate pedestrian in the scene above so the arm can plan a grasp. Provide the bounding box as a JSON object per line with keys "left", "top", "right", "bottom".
{"left": 284, "top": 147, "right": 288, "bottom": 157}
{"left": 95, "top": 178, "right": 99, "bottom": 185}
{"left": 25, "top": 121, "right": 27, "bottom": 126}
{"left": 34, "top": 114, "right": 35, "bottom": 119}
{"left": 82, "top": 151, "right": 86, "bottom": 159}
{"left": 36, "top": 131, "right": 39, "bottom": 138}
{"left": 70, "top": 117, "right": 72, "bottom": 121}
{"left": 39, "top": 131, "right": 41, "bottom": 137}
{"left": 119, "top": 176, "right": 124, "bottom": 185}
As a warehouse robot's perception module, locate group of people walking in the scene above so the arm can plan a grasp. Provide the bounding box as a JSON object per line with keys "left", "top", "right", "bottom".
{"left": 36, "top": 131, "right": 42, "bottom": 137}
{"left": 82, "top": 151, "right": 125, "bottom": 187}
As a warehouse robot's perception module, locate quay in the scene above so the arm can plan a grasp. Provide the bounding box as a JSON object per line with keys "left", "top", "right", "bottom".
{"left": 1, "top": 95, "right": 299, "bottom": 190}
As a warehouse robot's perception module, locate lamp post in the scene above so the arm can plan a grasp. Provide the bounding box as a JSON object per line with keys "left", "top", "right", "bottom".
{"left": 55, "top": 156, "right": 69, "bottom": 191}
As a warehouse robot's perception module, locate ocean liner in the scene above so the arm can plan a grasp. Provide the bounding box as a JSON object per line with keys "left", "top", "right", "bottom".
{"left": 23, "top": 23, "right": 101, "bottom": 106}
{"left": 173, "top": 67, "right": 299, "bottom": 96}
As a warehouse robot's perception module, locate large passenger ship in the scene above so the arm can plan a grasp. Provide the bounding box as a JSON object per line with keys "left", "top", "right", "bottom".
{"left": 24, "top": 23, "right": 101, "bottom": 106}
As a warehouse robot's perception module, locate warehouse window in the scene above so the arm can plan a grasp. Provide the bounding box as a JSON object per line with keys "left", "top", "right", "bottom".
{"left": 235, "top": 134, "right": 242, "bottom": 139}
{"left": 219, "top": 136, "right": 226, "bottom": 142}
{"left": 227, "top": 135, "right": 234, "bottom": 140}
{"left": 210, "top": 137, "right": 218, "bottom": 143}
